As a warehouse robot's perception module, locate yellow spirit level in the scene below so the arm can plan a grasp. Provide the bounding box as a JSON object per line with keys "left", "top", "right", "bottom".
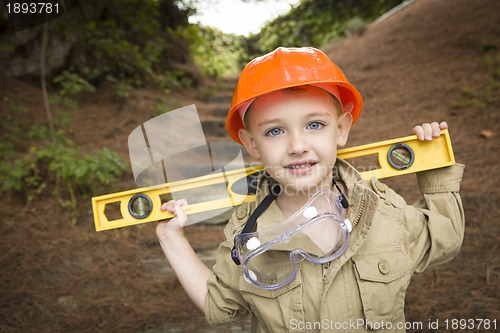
{"left": 92, "top": 130, "right": 455, "bottom": 231}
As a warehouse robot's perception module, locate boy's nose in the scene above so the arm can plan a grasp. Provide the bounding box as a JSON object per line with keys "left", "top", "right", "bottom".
{"left": 287, "top": 132, "right": 309, "bottom": 155}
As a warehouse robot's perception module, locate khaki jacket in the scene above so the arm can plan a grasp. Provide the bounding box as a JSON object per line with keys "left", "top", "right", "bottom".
{"left": 204, "top": 159, "right": 465, "bottom": 332}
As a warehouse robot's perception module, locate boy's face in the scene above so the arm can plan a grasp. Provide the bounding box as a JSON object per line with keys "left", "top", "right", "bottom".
{"left": 238, "top": 86, "right": 352, "bottom": 195}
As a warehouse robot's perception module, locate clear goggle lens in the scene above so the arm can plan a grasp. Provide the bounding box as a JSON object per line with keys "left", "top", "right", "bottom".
{"left": 233, "top": 189, "right": 350, "bottom": 289}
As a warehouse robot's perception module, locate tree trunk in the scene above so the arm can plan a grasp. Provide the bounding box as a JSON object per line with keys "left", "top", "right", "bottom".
{"left": 41, "top": 21, "right": 57, "bottom": 145}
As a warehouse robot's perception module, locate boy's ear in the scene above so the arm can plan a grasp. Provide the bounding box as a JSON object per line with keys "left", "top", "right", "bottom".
{"left": 337, "top": 112, "right": 353, "bottom": 147}
{"left": 238, "top": 128, "right": 261, "bottom": 160}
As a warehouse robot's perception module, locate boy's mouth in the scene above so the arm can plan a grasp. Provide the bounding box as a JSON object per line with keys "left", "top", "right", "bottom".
{"left": 285, "top": 160, "right": 317, "bottom": 173}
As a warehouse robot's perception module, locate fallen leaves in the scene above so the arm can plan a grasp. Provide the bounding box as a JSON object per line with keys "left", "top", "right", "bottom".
{"left": 479, "top": 130, "right": 495, "bottom": 139}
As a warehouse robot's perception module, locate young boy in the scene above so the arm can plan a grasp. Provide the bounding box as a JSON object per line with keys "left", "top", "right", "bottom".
{"left": 156, "top": 47, "right": 465, "bottom": 332}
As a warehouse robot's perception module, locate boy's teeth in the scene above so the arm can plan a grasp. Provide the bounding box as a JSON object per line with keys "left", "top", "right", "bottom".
{"left": 288, "top": 162, "right": 314, "bottom": 169}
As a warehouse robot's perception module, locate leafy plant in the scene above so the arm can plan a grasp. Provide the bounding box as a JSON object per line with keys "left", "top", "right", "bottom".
{"left": 179, "top": 24, "right": 247, "bottom": 78}
{"left": 52, "top": 69, "right": 96, "bottom": 109}
{"left": 451, "top": 86, "right": 477, "bottom": 109}
{"left": 114, "top": 81, "right": 134, "bottom": 100}
{"left": 67, "top": 0, "right": 190, "bottom": 87}
{"left": 1, "top": 103, "right": 127, "bottom": 224}
{"left": 52, "top": 69, "right": 96, "bottom": 96}
{"left": 481, "top": 52, "right": 500, "bottom": 109}
{"left": 150, "top": 95, "right": 182, "bottom": 117}
{"left": 245, "top": 0, "right": 405, "bottom": 61}
{"left": 1, "top": 102, "right": 28, "bottom": 160}
{"left": 451, "top": 51, "right": 500, "bottom": 112}
{"left": 344, "top": 17, "right": 368, "bottom": 37}
{"left": 0, "top": 142, "right": 127, "bottom": 223}
{"left": 160, "top": 70, "right": 193, "bottom": 89}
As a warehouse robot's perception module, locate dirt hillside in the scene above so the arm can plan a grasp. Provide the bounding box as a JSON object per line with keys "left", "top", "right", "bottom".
{"left": 1, "top": 0, "right": 499, "bottom": 332}
{"left": 328, "top": 0, "right": 500, "bottom": 328}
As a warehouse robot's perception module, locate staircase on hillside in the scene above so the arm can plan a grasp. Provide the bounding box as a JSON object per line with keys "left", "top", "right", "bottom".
{"left": 201, "top": 77, "right": 238, "bottom": 141}
{"left": 195, "top": 78, "right": 256, "bottom": 224}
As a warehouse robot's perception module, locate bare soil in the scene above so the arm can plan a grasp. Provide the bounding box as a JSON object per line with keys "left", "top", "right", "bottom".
{"left": 1, "top": 0, "right": 499, "bottom": 332}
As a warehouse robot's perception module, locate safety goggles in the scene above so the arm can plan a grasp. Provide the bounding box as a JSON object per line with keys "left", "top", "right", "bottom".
{"left": 231, "top": 188, "right": 352, "bottom": 290}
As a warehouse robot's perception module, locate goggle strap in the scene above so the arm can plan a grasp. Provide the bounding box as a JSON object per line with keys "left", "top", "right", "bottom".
{"left": 231, "top": 184, "right": 281, "bottom": 265}
{"left": 241, "top": 184, "right": 281, "bottom": 234}
{"left": 332, "top": 178, "right": 349, "bottom": 209}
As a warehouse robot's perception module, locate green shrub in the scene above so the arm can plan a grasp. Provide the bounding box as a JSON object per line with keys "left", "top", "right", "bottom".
{"left": 179, "top": 24, "right": 246, "bottom": 78}
{"left": 51, "top": 70, "right": 96, "bottom": 109}
{"left": 52, "top": 69, "right": 96, "bottom": 97}
{"left": 113, "top": 81, "right": 134, "bottom": 100}
{"left": 1, "top": 103, "right": 127, "bottom": 223}
{"left": 0, "top": 142, "right": 127, "bottom": 223}
{"left": 344, "top": 17, "right": 368, "bottom": 37}
{"left": 245, "top": 0, "right": 405, "bottom": 61}
{"left": 451, "top": 86, "right": 477, "bottom": 109}
{"left": 150, "top": 94, "right": 182, "bottom": 117}
{"left": 69, "top": 1, "right": 178, "bottom": 87}
{"left": 0, "top": 142, "right": 127, "bottom": 196}
{"left": 1, "top": 102, "right": 28, "bottom": 160}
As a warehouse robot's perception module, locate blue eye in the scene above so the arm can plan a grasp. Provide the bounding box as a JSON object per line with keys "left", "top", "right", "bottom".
{"left": 266, "top": 128, "right": 283, "bottom": 136}
{"left": 307, "top": 121, "right": 324, "bottom": 130}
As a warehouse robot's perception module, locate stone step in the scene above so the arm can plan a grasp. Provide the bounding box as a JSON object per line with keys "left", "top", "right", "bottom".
{"left": 207, "top": 107, "right": 230, "bottom": 118}
{"left": 220, "top": 76, "right": 239, "bottom": 86}
{"left": 201, "top": 119, "right": 227, "bottom": 138}
{"left": 207, "top": 94, "right": 233, "bottom": 104}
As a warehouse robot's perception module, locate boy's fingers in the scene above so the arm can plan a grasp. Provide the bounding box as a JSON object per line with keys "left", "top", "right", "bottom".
{"left": 413, "top": 121, "right": 448, "bottom": 141}
{"left": 160, "top": 199, "right": 188, "bottom": 213}
{"left": 177, "top": 198, "right": 188, "bottom": 207}
{"left": 422, "top": 123, "right": 432, "bottom": 140}
{"left": 414, "top": 121, "right": 449, "bottom": 141}
{"left": 173, "top": 203, "right": 189, "bottom": 227}
{"left": 161, "top": 203, "right": 175, "bottom": 213}
{"left": 431, "top": 122, "right": 441, "bottom": 137}
{"left": 156, "top": 199, "right": 190, "bottom": 231}
{"left": 412, "top": 126, "right": 425, "bottom": 140}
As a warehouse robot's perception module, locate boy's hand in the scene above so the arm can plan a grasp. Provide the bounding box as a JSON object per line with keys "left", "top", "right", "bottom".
{"left": 413, "top": 121, "right": 448, "bottom": 141}
{"left": 156, "top": 199, "right": 189, "bottom": 241}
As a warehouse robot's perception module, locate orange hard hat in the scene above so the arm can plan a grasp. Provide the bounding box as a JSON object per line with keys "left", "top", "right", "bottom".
{"left": 226, "top": 47, "right": 363, "bottom": 145}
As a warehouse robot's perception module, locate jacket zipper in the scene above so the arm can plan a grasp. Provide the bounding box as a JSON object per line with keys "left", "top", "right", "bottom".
{"left": 323, "top": 191, "right": 365, "bottom": 282}
{"left": 322, "top": 262, "right": 330, "bottom": 281}
{"left": 352, "top": 191, "right": 365, "bottom": 228}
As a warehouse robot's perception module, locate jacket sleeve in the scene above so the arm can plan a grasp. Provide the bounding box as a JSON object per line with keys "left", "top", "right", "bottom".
{"left": 204, "top": 203, "right": 252, "bottom": 326}
{"left": 404, "top": 163, "right": 465, "bottom": 273}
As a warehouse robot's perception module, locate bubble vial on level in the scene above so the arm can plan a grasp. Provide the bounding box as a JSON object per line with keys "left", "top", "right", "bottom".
{"left": 387, "top": 143, "right": 415, "bottom": 170}
{"left": 128, "top": 194, "right": 153, "bottom": 219}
